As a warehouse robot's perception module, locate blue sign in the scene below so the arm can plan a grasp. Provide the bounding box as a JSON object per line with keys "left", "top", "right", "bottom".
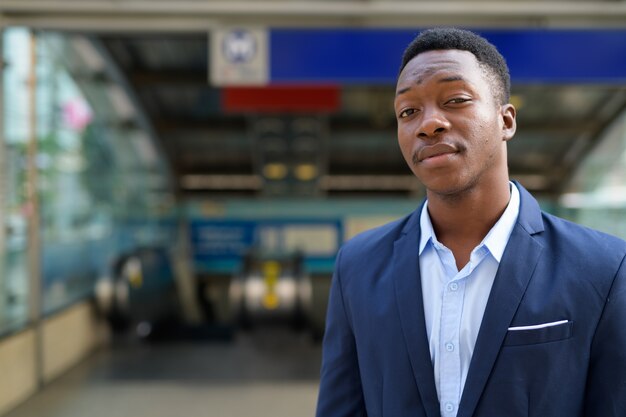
{"left": 191, "top": 220, "right": 257, "bottom": 259}
{"left": 269, "top": 29, "right": 626, "bottom": 84}
{"left": 190, "top": 219, "right": 343, "bottom": 273}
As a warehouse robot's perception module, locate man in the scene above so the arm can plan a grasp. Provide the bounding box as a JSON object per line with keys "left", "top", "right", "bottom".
{"left": 316, "top": 28, "right": 626, "bottom": 417}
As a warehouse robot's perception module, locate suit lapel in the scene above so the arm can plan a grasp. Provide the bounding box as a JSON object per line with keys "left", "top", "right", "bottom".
{"left": 457, "top": 183, "right": 545, "bottom": 417}
{"left": 393, "top": 207, "right": 441, "bottom": 417}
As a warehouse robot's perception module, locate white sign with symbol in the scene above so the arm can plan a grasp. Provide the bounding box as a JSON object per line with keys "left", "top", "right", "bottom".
{"left": 210, "top": 27, "right": 269, "bottom": 86}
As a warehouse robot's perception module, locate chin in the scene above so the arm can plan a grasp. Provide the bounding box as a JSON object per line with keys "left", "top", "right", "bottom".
{"left": 421, "top": 177, "right": 476, "bottom": 199}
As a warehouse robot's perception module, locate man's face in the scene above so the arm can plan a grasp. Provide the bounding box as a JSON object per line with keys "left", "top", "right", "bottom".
{"left": 394, "top": 49, "right": 516, "bottom": 197}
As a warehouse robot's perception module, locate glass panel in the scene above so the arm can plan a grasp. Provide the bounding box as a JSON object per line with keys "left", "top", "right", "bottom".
{"left": 1, "top": 28, "right": 30, "bottom": 334}
{"left": 2, "top": 29, "right": 177, "bottom": 330}
{"left": 34, "top": 34, "right": 177, "bottom": 314}
{"left": 560, "top": 112, "right": 626, "bottom": 239}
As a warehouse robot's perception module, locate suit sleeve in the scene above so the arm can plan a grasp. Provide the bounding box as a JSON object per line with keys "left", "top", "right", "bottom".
{"left": 584, "top": 254, "right": 626, "bottom": 416}
{"left": 316, "top": 248, "right": 368, "bottom": 417}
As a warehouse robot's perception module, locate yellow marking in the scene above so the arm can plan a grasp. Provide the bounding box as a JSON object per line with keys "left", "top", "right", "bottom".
{"left": 128, "top": 272, "right": 143, "bottom": 288}
{"left": 294, "top": 164, "right": 318, "bottom": 181}
{"left": 262, "top": 261, "right": 281, "bottom": 277}
{"left": 263, "top": 163, "right": 288, "bottom": 180}
{"left": 261, "top": 261, "right": 281, "bottom": 310}
{"left": 263, "top": 293, "right": 280, "bottom": 310}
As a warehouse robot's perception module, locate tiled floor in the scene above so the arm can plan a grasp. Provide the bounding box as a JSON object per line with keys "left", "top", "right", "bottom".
{"left": 7, "top": 329, "right": 322, "bottom": 417}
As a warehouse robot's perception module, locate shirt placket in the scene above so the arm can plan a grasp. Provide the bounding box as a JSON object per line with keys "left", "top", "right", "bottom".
{"left": 439, "top": 253, "right": 467, "bottom": 417}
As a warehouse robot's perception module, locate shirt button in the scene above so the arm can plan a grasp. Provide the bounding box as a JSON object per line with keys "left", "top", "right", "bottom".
{"left": 445, "top": 342, "right": 454, "bottom": 352}
{"left": 449, "top": 282, "right": 458, "bottom": 291}
{"left": 445, "top": 402, "right": 455, "bottom": 412}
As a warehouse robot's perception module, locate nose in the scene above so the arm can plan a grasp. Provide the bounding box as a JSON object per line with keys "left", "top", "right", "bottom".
{"left": 416, "top": 107, "right": 450, "bottom": 139}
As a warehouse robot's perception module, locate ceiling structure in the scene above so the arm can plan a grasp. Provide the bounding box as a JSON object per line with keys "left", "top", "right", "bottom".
{"left": 2, "top": 1, "right": 626, "bottom": 199}
{"left": 97, "top": 34, "right": 626, "bottom": 198}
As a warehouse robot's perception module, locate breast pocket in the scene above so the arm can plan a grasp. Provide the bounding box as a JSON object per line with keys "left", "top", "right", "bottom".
{"left": 503, "top": 320, "right": 573, "bottom": 346}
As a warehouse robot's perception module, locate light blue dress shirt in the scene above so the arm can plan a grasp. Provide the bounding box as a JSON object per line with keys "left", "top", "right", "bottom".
{"left": 418, "top": 183, "right": 520, "bottom": 417}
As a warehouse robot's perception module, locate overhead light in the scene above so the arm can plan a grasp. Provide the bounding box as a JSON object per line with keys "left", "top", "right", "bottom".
{"left": 561, "top": 186, "right": 626, "bottom": 208}
{"left": 263, "top": 163, "right": 288, "bottom": 180}
{"left": 560, "top": 192, "right": 585, "bottom": 208}
{"left": 511, "top": 174, "right": 549, "bottom": 190}
{"left": 180, "top": 175, "right": 263, "bottom": 190}
{"left": 319, "top": 175, "right": 420, "bottom": 191}
{"left": 294, "top": 164, "right": 318, "bottom": 181}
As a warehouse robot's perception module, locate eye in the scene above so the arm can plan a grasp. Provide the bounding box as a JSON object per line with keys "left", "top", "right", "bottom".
{"left": 446, "top": 97, "right": 471, "bottom": 105}
{"left": 398, "top": 108, "right": 417, "bottom": 118}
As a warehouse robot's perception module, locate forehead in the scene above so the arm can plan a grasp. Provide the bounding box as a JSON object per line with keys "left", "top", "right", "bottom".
{"left": 396, "top": 49, "right": 484, "bottom": 90}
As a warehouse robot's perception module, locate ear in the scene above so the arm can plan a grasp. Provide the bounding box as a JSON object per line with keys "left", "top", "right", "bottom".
{"left": 500, "top": 103, "right": 516, "bottom": 142}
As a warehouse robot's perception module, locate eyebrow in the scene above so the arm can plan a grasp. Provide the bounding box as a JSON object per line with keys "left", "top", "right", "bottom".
{"left": 439, "top": 75, "right": 465, "bottom": 83}
{"left": 395, "top": 86, "right": 411, "bottom": 97}
{"left": 395, "top": 75, "right": 466, "bottom": 97}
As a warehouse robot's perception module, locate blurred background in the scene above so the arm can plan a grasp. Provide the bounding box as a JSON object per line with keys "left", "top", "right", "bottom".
{"left": 0, "top": 1, "right": 625, "bottom": 416}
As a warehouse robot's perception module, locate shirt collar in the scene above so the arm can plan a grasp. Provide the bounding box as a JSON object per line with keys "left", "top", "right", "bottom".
{"left": 419, "top": 182, "right": 521, "bottom": 263}
{"left": 419, "top": 201, "right": 437, "bottom": 255}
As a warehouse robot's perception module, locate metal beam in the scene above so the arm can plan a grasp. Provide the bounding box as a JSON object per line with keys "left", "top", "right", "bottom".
{"left": 26, "top": 30, "right": 44, "bottom": 389}
{"left": 1, "top": 1, "right": 626, "bottom": 31}
{"left": 0, "top": 29, "right": 6, "bottom": 330}
{"left": 3, "top": 1, "right": 626, "bottom": 17}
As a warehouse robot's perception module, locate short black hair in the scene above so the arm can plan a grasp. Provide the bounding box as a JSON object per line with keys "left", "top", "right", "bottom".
{"left": 400, "top": 28, "right": 510, "bottom": 105}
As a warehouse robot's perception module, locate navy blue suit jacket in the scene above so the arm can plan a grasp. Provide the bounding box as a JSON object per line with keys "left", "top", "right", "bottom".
{"left": 316, "top": 184, "right": 626, "bottom": 417}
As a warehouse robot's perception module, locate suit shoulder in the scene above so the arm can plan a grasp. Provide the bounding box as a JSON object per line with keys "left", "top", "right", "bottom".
{"left": 333, "top": 213, "right": 414, "bottom": 291}
{"left": 541, "top": 211, "right": 626, "bottom": 256}
{"left": 339, "top": 213, "right": 413, "bottom": 261}
{"left": 540, "top": 212, "right": 626, "bottom": 295}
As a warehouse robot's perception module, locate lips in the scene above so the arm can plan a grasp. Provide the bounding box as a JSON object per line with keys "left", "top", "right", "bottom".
{"left": 417, "top": 143, "right": 459, "bottom": 162}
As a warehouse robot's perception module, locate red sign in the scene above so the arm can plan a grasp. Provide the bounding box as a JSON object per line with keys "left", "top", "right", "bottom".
{"left": 222, "top": 85, "right": 340, "bottom": 113}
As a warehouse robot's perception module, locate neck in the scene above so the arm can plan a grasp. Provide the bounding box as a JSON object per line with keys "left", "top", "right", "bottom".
{"left": 426, "top": 177, "right": 511, "bottom": 249}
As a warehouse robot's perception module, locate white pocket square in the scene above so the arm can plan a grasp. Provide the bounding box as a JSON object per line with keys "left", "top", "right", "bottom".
{"left": 508, "top": 320, "right": 569, "bottom": 331}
